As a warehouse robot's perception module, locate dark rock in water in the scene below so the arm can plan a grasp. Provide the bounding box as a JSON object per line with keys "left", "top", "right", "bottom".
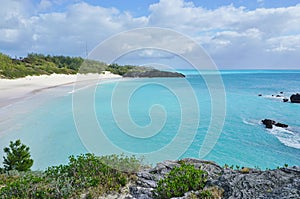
{"left": 283, "top": 98, "right": 289, "bottom": 102}
{"left": 124, "top": 159, "right": 300, "bottom": 199}
{"left": 123, "top": 70, "right": 185, "bottom": 78}
{"left": 262, "top": 119, "right": 288, "bottom": 129}
{"left": 290, "top": 93, "right": 300, "bottom": 103}
{"left": 262, "top": 119, "right": 275, "bottom": 129}
{"left": 276, "top": 95, "right": 282, "bottom": 97}
{"left": 275, "top": 122, "right": 288, "bottom": 128}
{"left": 280, "top": 91, "right": 284, "bottom": 94}
{"left": 258, "top": 94, "right": 262, "bottom": 96}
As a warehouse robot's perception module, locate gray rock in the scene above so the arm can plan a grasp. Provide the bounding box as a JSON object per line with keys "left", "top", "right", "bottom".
{"left": 106, "top": 159, "right": 299, "bottom": 199}
{"left": 212, "top": 166, "right": 300, "bottom": 199}
{"left": 130, "top": 186, "right": 154, "bottom": 199}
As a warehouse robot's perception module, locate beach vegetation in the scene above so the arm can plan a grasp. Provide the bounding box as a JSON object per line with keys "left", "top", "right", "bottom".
{"left": 0, "top": 52, "right": 146, "bottom": 79}
{"left": 3, "top": 140, "right": 33, "bottom": 172}
{"left": 0, "top": 53, "right": 79, "bottom": 78}
{"left": 78, "top": 59, "right": 107, "bottom": 74}
{"left": 106, "top": 63, "right": 136, "bottom": 75}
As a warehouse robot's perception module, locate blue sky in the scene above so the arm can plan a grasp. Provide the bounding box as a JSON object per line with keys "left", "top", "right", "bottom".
{"left": 34, "top": 0, "right": 300, "bottom": 13}
{"left": 33, "top": 0, "right": 300, "bottom": 14}
{"left": 1, "top": 0, "right": 300, "bottom": 69}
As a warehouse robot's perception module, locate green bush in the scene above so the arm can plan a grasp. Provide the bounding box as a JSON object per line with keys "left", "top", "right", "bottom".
{"left": 98, "top": 153, "right": 143, "bottom": 173}
{"left": 0, "top": 153, "right": 141, "bottom": 198}
{"left": 154, "top": 163, "right": 209, "bottom": 199}
{"left": 106, "top": 63, "right": 135, "bottom": 75}
{"left": 0, "top": 172, "right": 46, "bottom": 199}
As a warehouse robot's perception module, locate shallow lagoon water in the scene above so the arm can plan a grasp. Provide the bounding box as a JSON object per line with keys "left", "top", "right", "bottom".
{"left": 0, "top": 70, "right": 299, "bottom": 170}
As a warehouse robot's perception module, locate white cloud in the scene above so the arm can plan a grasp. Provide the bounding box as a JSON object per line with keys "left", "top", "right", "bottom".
{"left": 0, "top": 29, "right": 20, "bottom": 42}
{"left": 0, "top": 1, "right": 147, "bottom": 56}
{"left": 0, "top": 0, "right": 299, "bottom": 68}
{"left": 38, "top": 0, "right": 53, "bottom": 11}
{"left": 146, "top": 0, "right": 300, "bottom": 68}
{"left": 266, "top": 35, "right": 300, "bottom": 52}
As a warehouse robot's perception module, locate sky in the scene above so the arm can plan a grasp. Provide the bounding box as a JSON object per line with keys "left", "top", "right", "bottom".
{"left": 1, "top": 0, "right": 300, "bottom": 69}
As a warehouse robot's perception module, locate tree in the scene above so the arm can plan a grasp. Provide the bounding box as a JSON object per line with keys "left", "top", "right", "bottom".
{"left": 3, "top": 140, "right": 34, "bottom": 171}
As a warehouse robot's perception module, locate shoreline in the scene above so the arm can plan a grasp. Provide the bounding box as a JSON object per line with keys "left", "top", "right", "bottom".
{"left": 0, "top": 72, "right": 122, "bottom": 109}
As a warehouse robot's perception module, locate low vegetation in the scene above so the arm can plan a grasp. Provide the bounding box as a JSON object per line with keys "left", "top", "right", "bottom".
{"left": 106, "top": 63, "right": 136, "bottom": 75}
{"left": 0, "top": 52, "right": 146, "bottom": 79}
{"left": 153, "top": 163, "right": 210, "bottom": 199}
{"left": 0, "top": 140, "right": 292, "bottom": 198}
{"left": 0, "top": 153, "right": 142, "bottom": 198}
{"left": 0, "top": 53, "right": 80, "bottom": 78}
{"left": 0, "top": 140, "right": 144, "bottom": 198}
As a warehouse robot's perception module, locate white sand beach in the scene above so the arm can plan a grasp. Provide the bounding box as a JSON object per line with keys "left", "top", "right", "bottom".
{"left": 0, "top": 72, "right": 122, "bottom": 108}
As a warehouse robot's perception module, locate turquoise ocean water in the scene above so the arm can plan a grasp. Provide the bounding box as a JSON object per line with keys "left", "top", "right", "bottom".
{"left": 0, "top": 70, "right": 299, "bottom": 170}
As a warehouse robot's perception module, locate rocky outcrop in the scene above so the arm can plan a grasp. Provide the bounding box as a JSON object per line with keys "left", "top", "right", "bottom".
{"left": 290, "top": 93, "right": 300, "bottom": 103}
{"left": 123, "top": 70, "right": 185, "bottom": 78}
{"left": 283, "top": 98, "right": 289, "bottom": 102}
{"left": 114, "top": 159, "right": 300, "bottom": 199}
{"left": 262, "top": 119, "right": 276, "bottom": 129}
{"left": 212, "top": 166, "right": 300, "bottom": 199}
{"left": 262, "top": 119, "right": 288, "bottom": 129}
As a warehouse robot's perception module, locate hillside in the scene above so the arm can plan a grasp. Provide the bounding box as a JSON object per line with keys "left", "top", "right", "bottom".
{"left": 0, "top": 53, "right": 184, "bottom": 79}
{"left": 0, "top": 53, "right": 81, "bottom": 78}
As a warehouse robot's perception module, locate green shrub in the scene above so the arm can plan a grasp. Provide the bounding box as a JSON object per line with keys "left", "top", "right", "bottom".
{"left": 154, "top": 163, "right": 209, "bottom": 199}
{"left": 106, "top": 63, "right": 135, "bottom": 75}
{"left": 0, "top": 153, "right": 141, "bottom": 198}
{"left": 98, "top": 153, "right": 143, "bottom": 173}
{"left": 44, "top": 153, "right": 130, "bottom": 197}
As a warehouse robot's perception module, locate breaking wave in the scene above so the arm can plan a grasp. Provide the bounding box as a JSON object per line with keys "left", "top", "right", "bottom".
{"left": 268, "top": 126, "right": 300, "bottom": 149}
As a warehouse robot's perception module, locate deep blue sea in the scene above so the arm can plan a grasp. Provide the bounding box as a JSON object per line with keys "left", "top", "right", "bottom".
{"left": 0, "top": 70, "right": 299, "bottom": 170}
